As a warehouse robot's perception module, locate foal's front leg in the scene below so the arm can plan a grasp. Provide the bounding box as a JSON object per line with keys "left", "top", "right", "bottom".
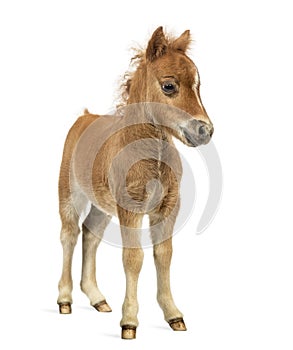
{"left": 118, "top": 207, "right": 144, "bottom": 340}
{"left": 150, "top": 210, "right": 187, "bottom": 331}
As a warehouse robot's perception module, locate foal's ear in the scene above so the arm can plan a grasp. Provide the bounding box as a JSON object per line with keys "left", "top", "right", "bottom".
{"left": 172, "top": 30, "right": 191, "bottom": 53}
{"left": 146, "top": 26, "right": 168, "bottom": 62}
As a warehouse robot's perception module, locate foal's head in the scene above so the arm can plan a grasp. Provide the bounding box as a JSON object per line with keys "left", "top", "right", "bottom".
{"left": 124, "top": 26, "right": 213, "bottom": 147}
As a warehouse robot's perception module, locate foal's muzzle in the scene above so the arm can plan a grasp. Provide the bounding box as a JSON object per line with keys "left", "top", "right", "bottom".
{"left": 182, "top": 119, "right": 214, "bottom": 147}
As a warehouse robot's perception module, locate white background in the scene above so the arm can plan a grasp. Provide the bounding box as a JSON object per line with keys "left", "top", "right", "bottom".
{"left": 0, "top": 0, "right": 292, "bottom": 349}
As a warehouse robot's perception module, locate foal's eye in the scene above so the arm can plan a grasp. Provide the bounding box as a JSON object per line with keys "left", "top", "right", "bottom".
{"left": 161, "top": 82, "right": 177, "bottom": 95}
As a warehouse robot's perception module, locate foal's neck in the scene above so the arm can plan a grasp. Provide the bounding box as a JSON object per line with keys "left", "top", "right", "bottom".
{"left": 121, "top": 107, "right": 171, "bottom": 143}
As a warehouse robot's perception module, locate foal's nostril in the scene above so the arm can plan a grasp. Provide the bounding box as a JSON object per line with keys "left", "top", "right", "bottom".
{"left": 199, "top": 125, "right": 206, "bottom": 136}
{"left": 198, "top": 123, "right": 213, "bottom": 140}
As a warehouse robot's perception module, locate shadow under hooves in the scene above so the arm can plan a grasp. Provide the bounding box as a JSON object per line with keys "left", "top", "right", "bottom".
{"left": 151, "top": 324, "right": 170, "bottom": 331}
{"left": 101, "top": 333, "right": 120, "bottom": 339}
{"left": 42, "top": 308, "right": 59, "bottom": 314}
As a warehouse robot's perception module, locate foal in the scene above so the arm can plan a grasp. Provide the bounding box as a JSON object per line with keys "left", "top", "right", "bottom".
{"left": 57, "top": 26, "right": 213, "bottom": 339}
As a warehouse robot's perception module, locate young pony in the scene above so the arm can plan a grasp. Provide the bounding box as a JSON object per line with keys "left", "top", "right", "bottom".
{"left": 57, "top": 26, "right": 213, "bottom": 339}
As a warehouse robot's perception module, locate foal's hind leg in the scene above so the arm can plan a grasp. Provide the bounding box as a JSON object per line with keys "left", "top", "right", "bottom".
{"left": 149, "top": 205, "right": 187, "bottom": 331}
{"left": 80, "top": 205, "right": 112, "bottom": 312}
{"left": 57, "top": 203, "right": 80, "bottom": 314}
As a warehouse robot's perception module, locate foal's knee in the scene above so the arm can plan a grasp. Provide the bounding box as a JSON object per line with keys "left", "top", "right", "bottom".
{"left": 153, "top": 239, "right": 173, "bottom": 265}
{"left": 60, "top": 223, "right": 80, "bottom": 246}
{"left": 123, "top": 248, "right": 144, "bottom": 274}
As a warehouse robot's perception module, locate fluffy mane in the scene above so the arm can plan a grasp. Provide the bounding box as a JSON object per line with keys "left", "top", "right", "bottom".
{"left": 117, "top": 49, "right": 144, "bottom": 109}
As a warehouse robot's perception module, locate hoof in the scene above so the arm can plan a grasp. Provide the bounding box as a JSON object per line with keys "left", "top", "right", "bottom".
{"left": 121, "top": 325, "right": 136, "bottom": 339}
{"left": 93, "top": 300, "right": 112, "bottom": 313}
{"left": 58, "top": 303, "right": 72, "bottom": 314}
{"left": 168, "top": 318, "right": 187, "bottom": 331}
